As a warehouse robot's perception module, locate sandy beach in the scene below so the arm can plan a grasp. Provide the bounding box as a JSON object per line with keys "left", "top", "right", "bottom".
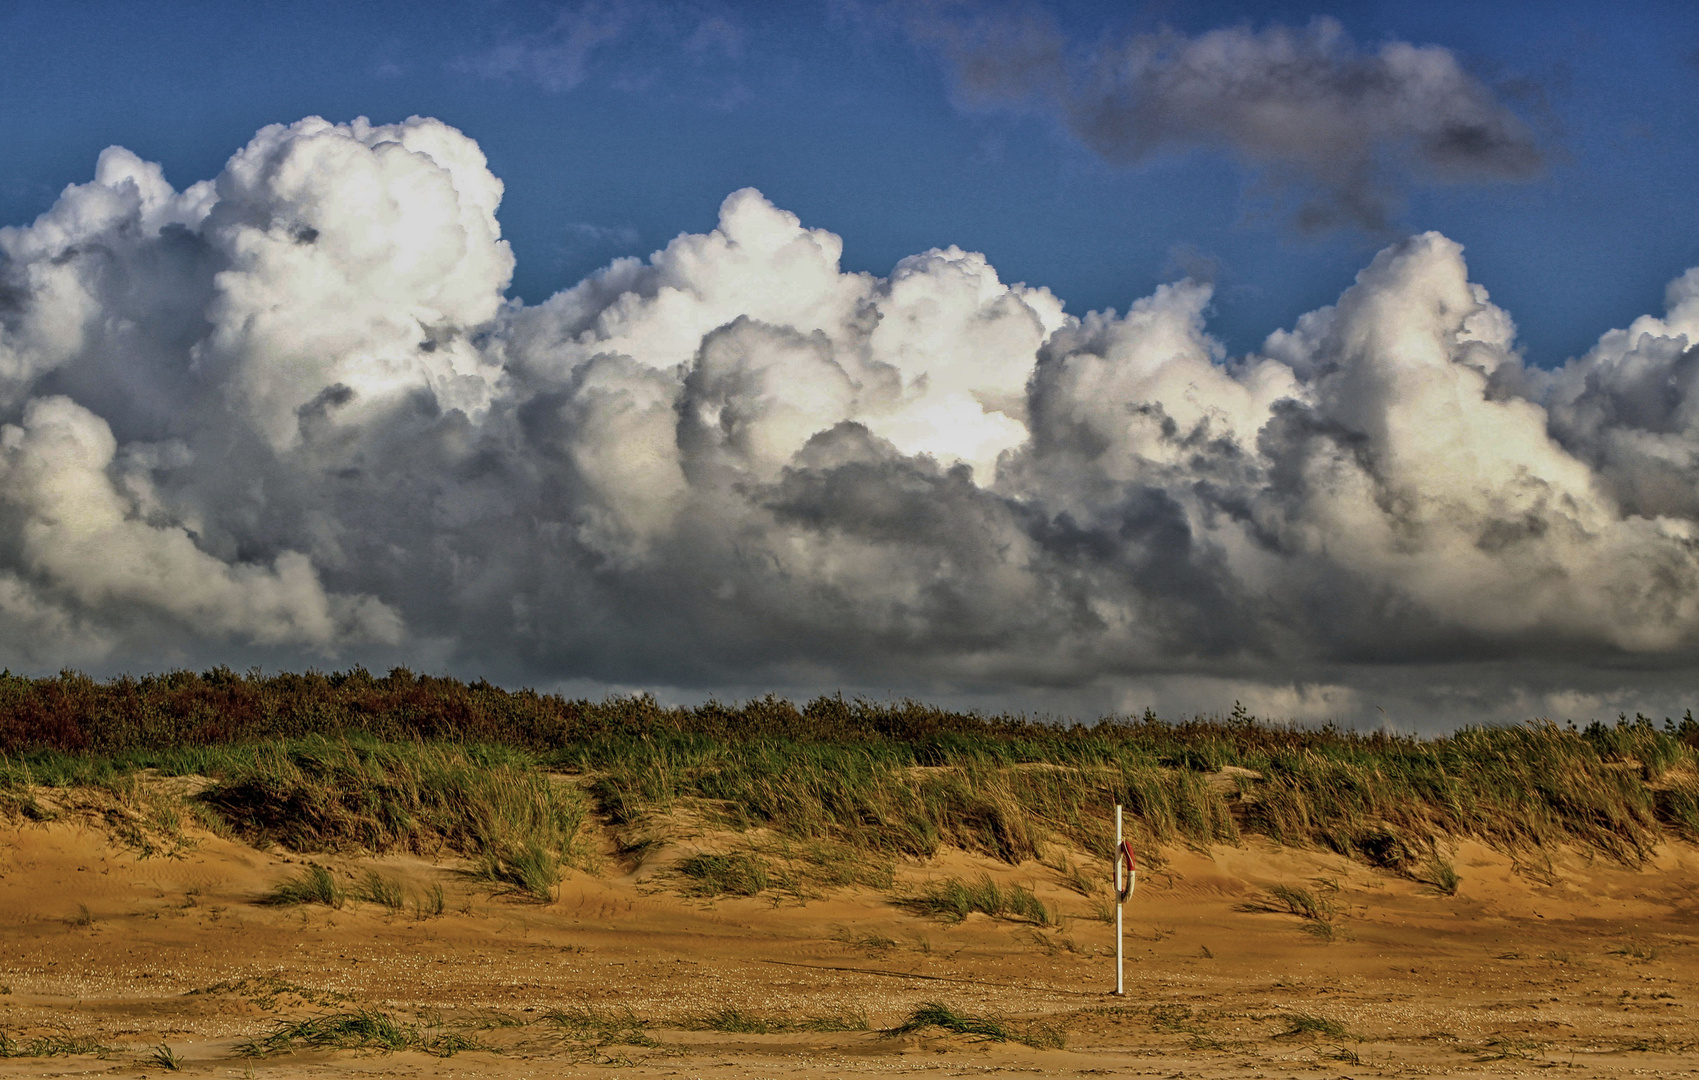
{"left": 1, "top": 791, "right": 1695, "bottom": 1079}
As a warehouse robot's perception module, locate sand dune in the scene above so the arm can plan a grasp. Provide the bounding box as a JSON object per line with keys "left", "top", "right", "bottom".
{"left": 0, "top": 797, "right": 1695, "bottom": 1078}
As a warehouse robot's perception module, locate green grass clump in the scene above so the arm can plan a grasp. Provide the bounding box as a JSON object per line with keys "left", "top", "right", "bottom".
{"left": 412, "top": 883, "right": 446, "bottom": 919}
{"left": 1653, "top": 776, "right": 1699, "bottom": 839}
{"left": 1043, "top": 852, "right": 1101, "bottom": 896}
{"left": 542, "top": 1006, "right": 656, "bottom": 1048}
{"left": 904, "top": 873, "right": 1052, "bottom": 925}
{"left": 784, "top": 839, "right": 897, "bottom": 891}
{"left": 677, "top": 852, "right": 770, "bottom": 897}
{"left": 0, "top": 1032, "right": 110, "bottom": 1057}
{"left": 1610, "top": 939, "right": 1662, "bottom": 961}
{"left": 690, "top": 1006, "right": 774, "bottom": 1034}
{"left": 884, "top": 1002, "right": 1064, "bottom": 1049}
{"left": 476, "top": 841, "right": 562, "bottom": 902}
{"left": 238, "top": 1009, "right": 479, "bottom": 1057}
{"left": 1279, "top": 1013, "right": 1349, "bottom": 1039}
{"left": 265, "top": 864, "right": 344, "bottom": 907}
{"left": 1266, "top": 884, "right": 1333, "bottom": 921}
{"left": 355, "top": 869, "right": 404, "bottom": 911}
{"left": 146, "top": 1043, "right": 183, "bottom": 1070}
{"left": 201, "top": 737, "right": 586, "bottom": 869}
{"left": 689, "top": 1006, "right": 867, "bottom": 1033}
{"left": 1420, "top": 854, "right": 1462, "bottom": 895}
{"left": 1244, "top": 884, "right": 1340, "bottom": 939}
{"left": 675, "top": 839, "right": 895, "bottom": 902}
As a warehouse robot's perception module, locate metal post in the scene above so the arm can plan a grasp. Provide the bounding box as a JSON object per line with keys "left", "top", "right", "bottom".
{"left": 1114, "top": 803, "right": 1124, "bottom": 996}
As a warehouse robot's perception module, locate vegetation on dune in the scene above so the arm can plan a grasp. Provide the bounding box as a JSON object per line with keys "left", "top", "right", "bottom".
{"left": 201, "top": 737, "right": 587, "bottom": 864}
{"left": 0, "top": 1032, "right": 110, "bottom": 1057}
{"left": 542, "top": 1005, "right": 657, "bottom": 1051}
{"left": 238, "top": 1009, "right": 481, "bottom": 1057}
{"left": 884, "top": 1001, "right": 1066, "bottom": 1049}
{"left": 677, "top": 851, "right": 770, "bottom": 896}
{"left": 1278, "top": 1013, "right": 1350, "bottom": 1040}
{"left": 904, "top": 874, "right": 1054, "bottom": 925}
{"left": 266, "top": 863, "right": 344, "bottom": 907}
{"left": 0, "top": 667, "right": 1695, "bottom": 877}
{"left": 674, "top": 839, "right": 896, "bottom": 900}
{"left": 686, "top": 1006, "right": 868, "bottom": 1034}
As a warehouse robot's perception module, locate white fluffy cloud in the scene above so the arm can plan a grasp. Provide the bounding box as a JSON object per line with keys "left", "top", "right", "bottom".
{"left": 0, "top": 115, "right": 1694, "bottom": 726}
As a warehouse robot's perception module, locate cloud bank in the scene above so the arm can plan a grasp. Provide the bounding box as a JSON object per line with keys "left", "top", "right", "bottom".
{"left": 0, "top": 115, "right": 1693, "bottom": 727}
{"left": 903, "top": 9, "right": 1544, "bottom": 230}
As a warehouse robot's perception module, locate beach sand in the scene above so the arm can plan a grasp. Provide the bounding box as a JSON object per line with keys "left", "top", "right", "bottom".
{"left": 0, "top": 798, "right": 1695, "bottom": 1078}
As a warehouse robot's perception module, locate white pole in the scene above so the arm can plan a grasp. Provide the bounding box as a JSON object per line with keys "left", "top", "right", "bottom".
{"left": 1114, "top": 803, "right": 1124, "bottom": 996}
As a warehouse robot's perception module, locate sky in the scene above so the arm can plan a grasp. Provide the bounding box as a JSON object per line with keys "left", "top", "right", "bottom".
{"left": 1, "top": 0, "right": 1697, "bottom": 729}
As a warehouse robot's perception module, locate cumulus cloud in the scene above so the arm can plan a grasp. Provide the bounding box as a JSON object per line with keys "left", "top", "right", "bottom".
{"left": 900, "top": 7, "right": 1544, "bottom": 230}
{"left": 0, "top": 115, "right": 1694, "bottom": 727}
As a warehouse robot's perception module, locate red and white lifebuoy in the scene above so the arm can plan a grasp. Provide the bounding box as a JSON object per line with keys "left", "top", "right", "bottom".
{"left": 1115, "top": 839, "right": 1137, "bottom": 902}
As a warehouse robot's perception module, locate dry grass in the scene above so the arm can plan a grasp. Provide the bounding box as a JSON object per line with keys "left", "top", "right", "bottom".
{"left": 884, "top": 1002, "right": 1065, "bottom": 1049}
{"left": 265, "top": 864, "right": 343, "bottom": 907}
{"left": 0, "top": 669, "right": 1695, "bottom": 884}
{"left": 903, "top": 874, "right": 1054, "bottom": 925}
{"left": 237, "top": 1009, "right": 481, "bottom": 1058}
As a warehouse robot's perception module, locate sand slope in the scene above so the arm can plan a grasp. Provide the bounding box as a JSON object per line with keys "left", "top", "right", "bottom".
{"left": 0, "top": 804, "right": 1696, "bottom": 1078}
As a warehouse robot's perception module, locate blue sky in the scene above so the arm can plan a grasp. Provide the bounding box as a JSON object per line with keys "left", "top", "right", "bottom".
{"left": 3, "top": 0, "right": 1696, "bottom": 366}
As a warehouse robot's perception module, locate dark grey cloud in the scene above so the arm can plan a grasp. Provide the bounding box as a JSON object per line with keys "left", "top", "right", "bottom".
{"left": 900, "top": 6, "right": 1545, "bottom": 231}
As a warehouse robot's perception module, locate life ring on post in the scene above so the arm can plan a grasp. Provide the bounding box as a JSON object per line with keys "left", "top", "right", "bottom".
{"left": 1115, "top": 840, "right": 1137, "bottom": 902}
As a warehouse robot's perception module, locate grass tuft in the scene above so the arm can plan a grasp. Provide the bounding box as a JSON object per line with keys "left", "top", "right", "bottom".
{"left": 1243, "top": 883, "right": 1337, "bottom": 935}
{"left": 1610, "top": 939, "right": 1662, "bottom": 961}
{"left": 1279, "top": 1013, "right": 1349, "bottom": 1039}
{"left": 0, "top": 1033, "right": 109, "bottom": 1057}
{"left": 265, "top": 864, "right": 344, "bottom": 907}
{"left": 884, "top": 1002, "right": 1064, "bottom": 1049}
{"left": 411, "top": 883, "right": 446, "bottom": 919}
{"left": 237, "top": 1008, "right": 479, "bottom": 1058}
{"left": 904, "top": 874, "right": 1053, "bottom": 925}
{"left": 476, "top": 841, "right": 561, "bottom": 903}
{"left": 355, "top": 869, "right": 404, "bottom": 912}
{"left": 146, "top": 1044, "right": 182, "bottom": 1071}
{"left": 542, "top": 1005, "right": 656, "bottom": 1048}
{"left": 1042, "top": 851, "right": 1102, "bottom": 896}
{"left": 677, "top": 852, "right": 769, "bottom": 897}
{"left": 1268, "top": 884, "right": 1333, "bottom": 921}
{"left": 683, "top": 1005, "right": 867, "bottom": 1035}
{"left": 1419, "top": 854, "right": 1462, "bottom": 896}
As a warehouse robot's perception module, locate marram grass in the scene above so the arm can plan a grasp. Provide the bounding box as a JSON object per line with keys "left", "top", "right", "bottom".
{"left": 0, "top": 668, "right": 1694, "bottom": 874}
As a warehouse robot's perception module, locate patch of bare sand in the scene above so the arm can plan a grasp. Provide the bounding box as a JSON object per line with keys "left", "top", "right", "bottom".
{"left": 0, "top": 812, "right": 1696, "bottom": 1078}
